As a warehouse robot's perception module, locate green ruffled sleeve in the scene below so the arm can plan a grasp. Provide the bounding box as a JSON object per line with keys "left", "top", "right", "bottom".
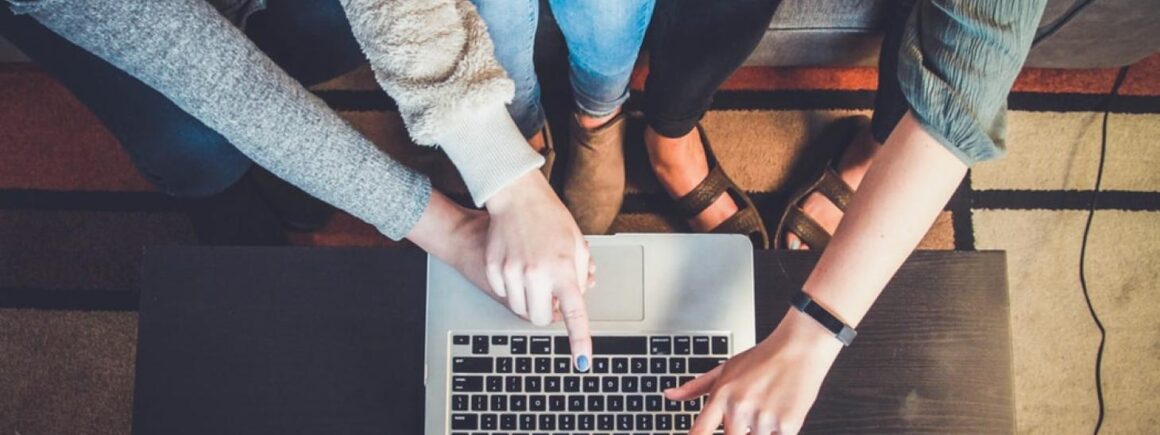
{"left": 896, "top": 0, "right": 1047, "bottom": 165}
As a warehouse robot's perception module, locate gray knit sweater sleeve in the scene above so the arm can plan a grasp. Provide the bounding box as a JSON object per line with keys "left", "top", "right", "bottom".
{"left": 18, "top": 0, "right": 434, "bottom": 239}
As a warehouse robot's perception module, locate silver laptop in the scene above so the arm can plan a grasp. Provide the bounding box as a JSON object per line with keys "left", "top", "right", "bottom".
{"left": 424, "top": 233, "right": 755, "bottom": 434}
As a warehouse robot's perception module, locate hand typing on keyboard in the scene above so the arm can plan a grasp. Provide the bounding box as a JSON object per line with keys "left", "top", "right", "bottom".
{"left": 663, "top": 308, "right": 844, "bottom": 435}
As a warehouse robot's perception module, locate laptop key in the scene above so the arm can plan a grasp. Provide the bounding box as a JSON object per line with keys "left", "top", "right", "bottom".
{"left": 548, "top": 394, "right": 565, "bottom": 411}
{"left": 666, "top": 397, "right": 683, "bottom": 411}
{"left": 450, "top": 414, "right": 476, "bottom": 430}
{"left": 657, "top": 414, "right": 673, "bottom": 430}
{"left": 641, "top": 376, "right": 658, "bottom": 392}
{"left": 525, "top": 376, "right": 542, "bottom": 392}
{"left": 471, "top": 335, "right": 489, "bottom": 354}
{"left": 689, "top": 357, "right": 726, "bottom": 374}
{"left": 491, "top": 335, "right": 508, "bottom": 345}
{"left": 670, "top": 357, "right": 687, "bottom": 374}
{"left": 534, "top": 357, "right": 552, "bottom": 373}
{"left": 529, "top": 394, "right": 546, "bottom": 411}
{"left": 650, "top": 358, "right": 667, "bottom": 374}
{"left": 510, "top": 336, "right": 528, "bottom": 354}
{"left": 519, "top": 414, "right": 535, "bottom": 430}
{"left": 501, "top": 414, "right": 517, "bottom": 430}
{"left": 471, "top": 394, "right": 487, "bottom": 411}
{"left": 587, "top": 395, "right": 605, "bottom": 412}
{"left": 530, "top": 336, "right": 552, "bottom": 354}
{"left": 452, "top": 357, "right": 493, "bottom": 373}
{"left": 712, "top": 336, "right": 729, "bottom": 354}
{"left": 621, "top": 376, "right": 639, "bottom": 392}
{"left": 568, "top": 395, "right": 585, "bottom": 411}
{"left": 553, "top": 357, "right": 571, "bottom": 373}
{"left": 497, "top": 357, "right": 513, "bottom": 373}
{"left": 617, "top": 414, "right": 634, "bottom": 431}
{"left": 593, "top": 357, "right": 610, "bottom": 373}
{"left": 626, "top": 395, "right": 643, "bottom": 411}
{"left": 686, "top": 397, "right": 702, "bottom": 411}
{"left": 645, "top": 395, "right": 663, "bottom": 411}
{"left": 544, "top": 376, "right": 561, "bottom": 392}
{"left": 591, "top": 336, "right": 647, "bottom": 355}
{"left": 660, "top": 376, "right": 678, "bottom": 391}
{"left": 490, "top": 395, "right": 507, "bottom": 411}
{"left": 675, "top": 336, "right": 692, "bottom": 354}
{"left": 607, "top": 394, "right": 625, "bottom": 411}
{"left": 676, "top": 413, "right": 692, "bottom": 430}
{"left": 453, "top": 335, "right": 470, "bottom": 345}
{"left": 602, "top": 376, "right": 619, "bottom": 392}
{"left": 538, "top": 414, "right": 555, "bottom": 430}
{"left": 510, "top": 394, "right": 527, "bottom": 411}
{"left": 481, "top": 413, "right": 497, "bottom": 430}
{"left": 554, "top": 336, "right": 571, "bottom": 355}
{"left": 451, "top": 394, "right": 468, "bottom": 411}
{"left": 505, "top": 376, "right": 522, "bottom": 392}
{"left": 559, "top": 414, "right": 576, "bottom": 430}
{"left": 693, "top": 336, "right": 710, "bottom": 354}
{"left": 583, "top": 377, "right": 600, "bottom": 392}
{"left": 563, "top": 376, "right": 581, "bottom": 392}
{"left": 649, "top": 336, "right": 672, "bottom": 355}
{"left": 612, "top": 357, "right": 629, "bottom": 373}
{"left": 486, "top": 376, "right": 503, "bottom": 392}
{"left": 579, "top": 414, "right": 596, "bottom": 431}
{"left": 451, "top": 376, "right": 482, "bottom": 392}
{"left": 636, "top": 414, "right": 653, "bottom": 430}
{"left": 631, "top": 357, "right": 648, "bottom": 373}
{"left": 515, "top": 357, "right": 532, "bottom": 373}
{"left": 598, "top": 414, "right": 615, "bottom": 430}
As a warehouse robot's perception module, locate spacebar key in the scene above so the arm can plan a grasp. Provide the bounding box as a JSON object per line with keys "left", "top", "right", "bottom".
{"left": 592, "top": 336, "right": 647, "bottom": 355}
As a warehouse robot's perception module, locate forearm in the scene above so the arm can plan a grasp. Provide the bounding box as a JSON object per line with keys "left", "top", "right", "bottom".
{"left": 801, "top": 112, "right": 967, "bottom": 327}
{"left": 339, "top": 0, "right": 542, "bottom": 205}
{"left": 24, "top": 0, "right": 431, "bottom": 240}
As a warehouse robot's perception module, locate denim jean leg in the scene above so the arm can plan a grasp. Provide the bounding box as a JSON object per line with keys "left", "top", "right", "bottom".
{"left": 0, "top": 8, "right": 251, "bottom": 197}
{"left": 549, "top": 0, "right": 655, "bottom": 118}
{"left": 470, "top": 0, "right": 546, "bottom": 139}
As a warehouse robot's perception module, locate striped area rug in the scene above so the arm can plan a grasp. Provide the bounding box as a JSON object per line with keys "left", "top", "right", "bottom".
{"left": 2, "top": 54, "right": 1158, "bottom": 433}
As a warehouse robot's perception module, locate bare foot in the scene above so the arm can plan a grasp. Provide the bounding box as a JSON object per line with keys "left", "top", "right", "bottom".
{"left": 785, "top": 127, "right": 881, "bottom": 249}
{"left": 645, "top": 126, "right": 739, "bottom": 232}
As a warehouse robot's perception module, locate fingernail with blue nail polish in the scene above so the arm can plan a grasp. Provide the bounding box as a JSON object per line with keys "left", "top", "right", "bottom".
{"left": 576, "top": 355, "right": 590, "bottom": 372}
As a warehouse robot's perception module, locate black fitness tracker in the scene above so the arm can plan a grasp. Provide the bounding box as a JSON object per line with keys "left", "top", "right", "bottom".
{"left": 790, "top": 290, "right": 857, "bottom": 346}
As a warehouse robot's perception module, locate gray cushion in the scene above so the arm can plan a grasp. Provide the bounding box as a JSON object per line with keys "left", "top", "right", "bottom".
{"left": 768, "top": 0, "right": 889, "bottom": 30}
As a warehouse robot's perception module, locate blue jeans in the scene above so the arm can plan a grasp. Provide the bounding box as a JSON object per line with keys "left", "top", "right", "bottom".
{"left": 0, "top": 0, "right": 364, "bottom": 197}
{"left": 471, "top": 0, "right": 655, "bottom": 138}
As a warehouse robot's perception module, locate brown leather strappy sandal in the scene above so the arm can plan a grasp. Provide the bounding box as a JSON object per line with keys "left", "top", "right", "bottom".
{"left": 774, "top": 115, "right": 868, "bottom": 250}
{"left": 671, "top": 124, "right": 770, "bottom": 249}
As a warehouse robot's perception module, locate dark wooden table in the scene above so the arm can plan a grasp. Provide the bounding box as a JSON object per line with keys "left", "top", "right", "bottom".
{"left": 134, "top": 247, "right": 1012, "bottom": 434}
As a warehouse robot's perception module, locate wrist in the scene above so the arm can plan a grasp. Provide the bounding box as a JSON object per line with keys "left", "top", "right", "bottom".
{"left": 775, "top": 307, "right": 845, "bottom": 358}
{"left": 406, "top": 191, "right": 473, "bottom": 258}
{"left": 484, "top": 171, "right": 549, "bottom": 214}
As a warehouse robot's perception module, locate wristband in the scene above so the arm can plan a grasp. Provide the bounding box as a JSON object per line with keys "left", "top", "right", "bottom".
{"left": 790, "top": 290, "right": 857, "bottom": 346}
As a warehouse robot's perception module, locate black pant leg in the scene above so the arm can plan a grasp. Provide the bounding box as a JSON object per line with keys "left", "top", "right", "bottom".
{"left": 642, "top": 0, "right": 782, "bottom": 138}
{"left": 870, "top": 0, "right": 919, "bottom": 144}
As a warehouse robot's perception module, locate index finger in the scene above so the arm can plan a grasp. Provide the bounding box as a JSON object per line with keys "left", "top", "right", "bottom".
{"left": 554, "top": 285, "right": 592, "bottom": 373}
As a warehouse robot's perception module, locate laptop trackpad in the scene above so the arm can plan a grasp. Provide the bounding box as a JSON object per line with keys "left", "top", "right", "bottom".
{"left": 586, "top": 245, "right": 644, "bottom": 321}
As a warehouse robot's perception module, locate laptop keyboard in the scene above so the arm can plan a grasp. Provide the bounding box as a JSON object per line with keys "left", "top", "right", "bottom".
{"left": 448, "top": 333, "right": 728, "bottom": 434}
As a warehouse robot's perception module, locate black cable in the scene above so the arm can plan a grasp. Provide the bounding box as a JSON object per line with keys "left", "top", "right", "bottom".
{"left": 1081, "top": 65, "right": 1129, "bottom": 435}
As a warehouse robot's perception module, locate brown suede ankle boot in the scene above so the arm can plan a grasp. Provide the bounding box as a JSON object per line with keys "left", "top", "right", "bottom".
{"left": 561, "top": 112, "right": 627, "bottom": 235}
